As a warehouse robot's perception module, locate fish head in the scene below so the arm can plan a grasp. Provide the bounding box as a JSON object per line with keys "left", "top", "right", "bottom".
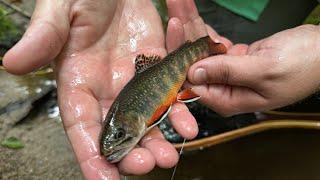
{"left": 100, "top": 107, "right": 146, "bottom": 163}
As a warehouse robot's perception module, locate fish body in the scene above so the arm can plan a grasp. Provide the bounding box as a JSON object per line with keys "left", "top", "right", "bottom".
{"left": 100, "top": 36, "right": 227, "bottom": 162}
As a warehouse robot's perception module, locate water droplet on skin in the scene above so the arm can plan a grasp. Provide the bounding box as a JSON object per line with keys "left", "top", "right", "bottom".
{"left": 158, "top": 147, "right": 171, "bottom": 159}
{"left": 132, "top": 57, "right": 136, "bottom": 64}
{"left": 74, "top": 104, "right": 84, "bottom": 118}
{"left": 70, "top": 53, "right": 77, "bottom": 58}
{"left": 70, "top": 66, "right": 88, "bottom": 87}
{"left": 124, "top": 12, "right": 149, "bottom": 52}
{"left": 278, "top": 55, "right": 285, "bottom": 61}
{"left": 98, "top": 170, "right": 114, "bottom": 180}
{"left": 129, "top": 38, "right": 137, "bottom": 51}
{"left": 132, "top": 152, "right": 145, "bottom": 164}
{"left": 71, "top": 78, "right": 84, "bottom": 86}
{"left": 112, "top": 71, "right": 122, "bottom": 80}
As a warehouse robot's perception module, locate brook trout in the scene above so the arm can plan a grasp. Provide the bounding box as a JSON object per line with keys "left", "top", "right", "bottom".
{"left": 100, "top": 36, "right": 227, "bottom": 163}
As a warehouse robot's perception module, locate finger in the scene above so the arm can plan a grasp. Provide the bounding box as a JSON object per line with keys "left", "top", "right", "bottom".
{"left": 247, "top": 39, "right": 265, "bottom": 55}
{"left": 168, "top": 103, "right": 198, "bottom": 140}
{"left": 184, "top": 83, "right": 268, "bottom": 116}
{"left": 118, "top": 148, "right": 156, "bottom": 175}
{"left": 167, "top": 0, "right": 207, "bottom": 40}
{"left": 118, "top": 128, "right": 164, "bottom": 175}
{"left": 81, "top": 155, "right": 120, "bottom": 179}
{"left": 58, "top": 87, "right": 119, "bottom": 179}
{"left": 187, "top": 55, "right": 268, "bottom": 88}
{"left": 140, "top": 127, "right": 165, "bottom": 145}
{"left": 166, "top": 18, "right": 185, "bottom": 52}
{"left": 141, "top": 138, "right": 179, "bottom": 168}
{"left": 3, "top": 0, "right": 70, "bottom": 74}
{"left": 140, "top": 128, "right": 179, "bottom": 169}
{"left": 119, "top": 128, "right": 178, "bottom": 173}
{"left": 206, "top": 24, "right": 233, "bottom": 49}
{"left": 227, "top": 44, "right": 249, "bottom": 55}
{"left": 167, "top": 0, "right": 199, "bottom": 24}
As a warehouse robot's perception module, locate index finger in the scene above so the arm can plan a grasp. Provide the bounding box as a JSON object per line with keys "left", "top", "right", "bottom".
{"left": 167, "top": 0, "right": 199, "bottom": 24}
{"left": 167, "top": 0, "right": 207, "bottom": 41}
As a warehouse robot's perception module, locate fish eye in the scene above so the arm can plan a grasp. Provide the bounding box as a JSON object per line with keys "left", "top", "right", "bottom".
{"left": 114, "top": 128, "right": 126, "bottom": 139}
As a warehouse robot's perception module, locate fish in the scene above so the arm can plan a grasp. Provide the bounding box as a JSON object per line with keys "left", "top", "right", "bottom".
{"left": 100, "top": 36, "right": 227, "bottom": 163}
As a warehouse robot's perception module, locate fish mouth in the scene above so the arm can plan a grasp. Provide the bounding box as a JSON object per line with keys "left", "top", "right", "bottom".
{"left": 106, "top": 147, "right": 134, "bottom": 163}
{"left": 101, "top": 136, "right": 137, "bottom": 163}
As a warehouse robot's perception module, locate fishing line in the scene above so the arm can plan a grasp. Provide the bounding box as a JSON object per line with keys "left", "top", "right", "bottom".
{"left": 170, "top": 138, "right": 186, "bottom": 180}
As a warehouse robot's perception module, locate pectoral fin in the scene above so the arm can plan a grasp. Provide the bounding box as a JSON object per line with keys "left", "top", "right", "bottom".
{"left": 135, "top": 54, "right": 162, "bottom": 73}
{"left": 146, "top": 105, "right": 172, "bottom": 131}
{"left": 177, "top": 88, "right": 200, "bottom": 103}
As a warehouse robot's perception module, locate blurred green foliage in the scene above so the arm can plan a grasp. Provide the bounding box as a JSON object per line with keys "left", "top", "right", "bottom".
{"left": 304, "top": 5, "right": 320, "bottom": 25}
{"left": 0, "top": 6, "right": 22, "bottom": 50}
{"left": 1, "top": 137, "right": 24, "bottom": 149}
{"left": 152, "top": 0, "right": 169, "bottom": 31}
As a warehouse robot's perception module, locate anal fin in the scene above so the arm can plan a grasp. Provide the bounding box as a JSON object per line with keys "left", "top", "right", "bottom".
{"left": 177, "top": 88, "right": 200, "bottom": 103}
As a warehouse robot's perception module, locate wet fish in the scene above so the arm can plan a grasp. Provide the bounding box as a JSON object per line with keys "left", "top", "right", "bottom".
{"left": 100, "top": 36, "right": 227, "bottom": 163}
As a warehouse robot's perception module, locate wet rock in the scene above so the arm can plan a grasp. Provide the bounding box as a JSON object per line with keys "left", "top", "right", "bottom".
{"left": 0, "top": 6, "right": 22, "bottom": 52}
{"left": 0, "top": 71, "right": 55, "bottom": 138}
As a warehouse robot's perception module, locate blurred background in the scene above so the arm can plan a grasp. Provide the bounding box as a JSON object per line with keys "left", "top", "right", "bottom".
{"left": 0, "top": 0, "right": 319, "bottom": 179}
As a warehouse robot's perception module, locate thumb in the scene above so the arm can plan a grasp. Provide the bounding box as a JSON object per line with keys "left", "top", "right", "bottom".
{"left": 187, "top": 55, "right": 269, "bottom": 88}
{"left": 3, "top": 0, "right": 71, "bottom": 75}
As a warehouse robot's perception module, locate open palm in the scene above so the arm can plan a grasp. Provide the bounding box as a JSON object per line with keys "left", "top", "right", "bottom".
{"left": 4, "top": 0, "right": 199, "bottom": 178}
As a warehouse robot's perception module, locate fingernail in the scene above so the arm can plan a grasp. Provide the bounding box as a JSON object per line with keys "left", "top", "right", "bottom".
{"left": 193, "top": 68, "right": 207, "bottom": 83}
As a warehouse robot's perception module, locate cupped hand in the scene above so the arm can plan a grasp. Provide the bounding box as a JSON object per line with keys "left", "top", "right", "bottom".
{"left": 187, "top": 24, "right": 320, "bottom": 116}
{"left": 3, "top": 0, "right": 203, "bottom": 178}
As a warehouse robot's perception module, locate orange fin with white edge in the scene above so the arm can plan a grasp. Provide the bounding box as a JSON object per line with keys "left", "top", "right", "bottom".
{"left": 146, "top": 105, "right": 172, "bottom": 131}
{"left": 177, "top": 88, "right": 201, "bottom": 103}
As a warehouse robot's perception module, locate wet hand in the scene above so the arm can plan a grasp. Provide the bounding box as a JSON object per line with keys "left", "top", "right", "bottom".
{"left": 187, "top": 25, "right": 320, "bottom": 116}
{"left": 165, "top": 0, "right": 233, "bottom": 113}
{"left": 3, "top": 0, "right": 199, "bottom": 178}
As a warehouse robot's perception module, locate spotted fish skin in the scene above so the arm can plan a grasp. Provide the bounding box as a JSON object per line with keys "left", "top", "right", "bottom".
{"left": 100, "top": 36, "right": 227, "bottom": 163}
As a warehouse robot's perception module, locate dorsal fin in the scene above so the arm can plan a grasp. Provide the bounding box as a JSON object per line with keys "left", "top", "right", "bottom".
{"left": 135, "top": 54, "right": 162, "bottom": 73}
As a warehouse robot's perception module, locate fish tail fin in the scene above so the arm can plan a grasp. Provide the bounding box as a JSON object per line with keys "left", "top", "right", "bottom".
{"left": 205, "top": 36, "right": 227, "bottom": 55}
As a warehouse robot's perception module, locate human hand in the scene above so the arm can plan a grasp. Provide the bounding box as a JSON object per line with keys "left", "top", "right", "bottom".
{"left": 3, "top": 0, "right": 201, "bottom": 178}
{"left": 187, "top": 24, "right": 320, "bottom": 116}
